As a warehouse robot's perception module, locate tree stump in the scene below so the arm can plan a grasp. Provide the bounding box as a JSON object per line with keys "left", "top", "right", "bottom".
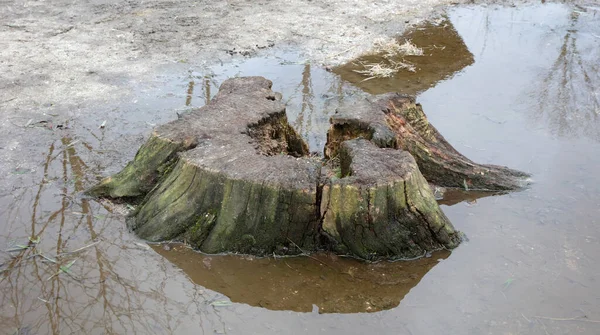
{"left": 320, "top": 139, "right": 459, "bottom": 259}
{"left": 87, "top": 77, "right": 528, "bottom": 260}
{"left": 89, "top": 77, "right": 320, "bottom": 255}
{"left": 326, "top": 93, "right": 531, "bottom": 191}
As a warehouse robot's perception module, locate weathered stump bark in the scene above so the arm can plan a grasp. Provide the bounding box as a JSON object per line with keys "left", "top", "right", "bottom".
{"left": 87, "top": 76, "right": 526, "bottom": 260}
{"left": 89, "top": 77, "right": 320, "bottom": 255}
{"left": 326, "top": 94, "right": 531, "bottom": 191}
{"left": 320, "top": 139, "right": 459, "bottom": 259}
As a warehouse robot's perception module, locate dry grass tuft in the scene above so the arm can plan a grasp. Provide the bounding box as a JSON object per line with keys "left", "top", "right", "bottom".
{"left": 372, "top": 38, "right": 424, "bottom": 58}
{"left": 353, "top": 62, "right": 397, "bottom": 81}
{"left": 353, "top": 59, "right": 416, "bottom": 81}
{"left": 353, "top": 38, "right": 423, "bottom": 80}
{"left": 397, "top": 40, "right": 424, "bottom": 56}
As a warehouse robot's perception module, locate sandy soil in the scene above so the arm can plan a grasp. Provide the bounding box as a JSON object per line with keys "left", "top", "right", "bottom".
{"left": 1, "top": 0, "right": 510, "bottom": 109}
{"left": 0, "top": 0, "right": 487, "bottom": 180}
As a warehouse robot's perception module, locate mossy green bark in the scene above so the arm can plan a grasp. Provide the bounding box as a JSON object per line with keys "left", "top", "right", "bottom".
{"left": 88, "top": 77, "right": 466, "bottom": 260}
{"left": 321, "top": 139, "right": 459, "bottom": 260}
{"left": 86, "top": 133, "right": 197, "bottom": 198}
{"left": 130, "top": 157, "right": 319, "bottom": 255}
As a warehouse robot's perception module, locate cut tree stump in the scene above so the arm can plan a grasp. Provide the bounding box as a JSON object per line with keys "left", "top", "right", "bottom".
{"left": 320, "top": 139, "right": 459, "bottom": 259}
{"left": 89, "top": 77, "right": 320, "bottom": 255}
{"left": 325, "top": 93, "right": 531, "bottom": 191}
{"left": 87, "top": 77, "right": 528, "bottom": 260}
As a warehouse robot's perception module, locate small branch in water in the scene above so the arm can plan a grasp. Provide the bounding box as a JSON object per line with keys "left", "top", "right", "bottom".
{"left": 533, "top": 315, "right": 600, "bottom": 323}
{"left": 286, "top": 237, "right": 335, "bottom": 269}
{"left": 47, "top": 258, "right": 78, "bottom": 281}
{"left": 26, "top": 252, "right": 57, "bottom": 263}
{"left": 57, "top": 241, "right": 99, "bottom": 256}
{"left": 473, "top": 113, "right": 506, "bottom": 124}
{"left": 49, "top": 139, "right": 81, "bottom": 161}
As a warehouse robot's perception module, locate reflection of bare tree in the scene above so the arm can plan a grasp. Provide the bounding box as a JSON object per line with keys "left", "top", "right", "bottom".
{"left": 535, "top": 8, "right": 600, "bottom": 141}
{"left": 294, "top": 63, "right": 315, "bottom": 140}
{"left": 204, "top": 77, "right": 212, "bottom": 105}
{"left": 0, "top": 137, "right": 220, "bottom": 334}
{"left": 186, "top": 80, "right": 195, "bottom": 106}
{"left": 184, "top": 75, "right": 214, "bottom": 108}
{"left": 290, "top": 63, "right": 354, "bottom": 153}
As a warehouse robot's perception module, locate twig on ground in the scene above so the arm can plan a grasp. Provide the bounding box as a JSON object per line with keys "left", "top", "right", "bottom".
{"left": 326, "top": 45, "right": 357, "bottom": 60}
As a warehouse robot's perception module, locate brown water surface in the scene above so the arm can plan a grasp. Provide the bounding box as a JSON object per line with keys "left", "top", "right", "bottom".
{"left": 333, "top": 17, "right": 475, "bottom": 95}
{"left": 153, "top": 244, "right": 449, "bottom": 314}
{"left": 2, "top": 3, "right": 600, "bottom": 335}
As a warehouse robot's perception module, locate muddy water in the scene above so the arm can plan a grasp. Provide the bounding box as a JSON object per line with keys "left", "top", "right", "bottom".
{"left": 159, "top": 54, "right": 364, "bottom": 153}
{"left": 153, "top": 244, "right": 450, "bottom": 314}
{"left": 2, "top": 3, "right": 600, "bottom": 335}
{"left": 333, "top": 17, "right": 475, "bottom": 96}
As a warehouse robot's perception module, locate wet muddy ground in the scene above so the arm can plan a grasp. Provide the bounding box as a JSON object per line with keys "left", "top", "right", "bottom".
{"left": 2, "top": 2, "right": 600, "bottom": 335}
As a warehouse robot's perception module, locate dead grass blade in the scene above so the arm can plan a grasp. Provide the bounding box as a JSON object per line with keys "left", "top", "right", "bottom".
{"left": 57, "top": 241, "right": 99, "bottom": 256}
{"left": 533, "top": 315, "right": 600, "bottom": 323}
{"left": 47, "top": 258, "right": 77, "bottom": 281}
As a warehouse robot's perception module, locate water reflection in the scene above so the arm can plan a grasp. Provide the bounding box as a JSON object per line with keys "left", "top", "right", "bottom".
{"left": 153, "top": 244, "right": 449, "bottom": 313}
{"left": 185, "top": 80, "right": 194, "bottom": 106}
{"left": 333, "top": 17, "right": 474, "bottom": 95}
{"left": 437, "top": 189, "right": 505, "bottom": 206}
{"left": 0, "top": 137, "right": 220, "bottom": 334}
{"left": 533, "top": 6, "right": 600, "bottom": 141}
{"left": 176, "top": 54, "right": 364, "bottom": 153}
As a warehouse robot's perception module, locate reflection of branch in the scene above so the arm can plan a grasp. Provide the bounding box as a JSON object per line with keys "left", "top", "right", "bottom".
{"left": 0, "top": 136, "right": 215, "bottom": 334}
{"left": 294, "top": 63, "right": 315, "bottom": 139}
{"left": 535, "top": 9, "right": 600, "bottom": 141}
{"left": 185, "top": 80, "right": 194, "bottom": 106}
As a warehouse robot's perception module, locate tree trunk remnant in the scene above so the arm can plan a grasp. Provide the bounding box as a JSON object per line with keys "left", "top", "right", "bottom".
{"left": 320, "top": 139, "right": 460, "bottom": 259}
{"left": 89, "top": 77, "right": 321, "bottom": 255}
{"left": 87, "top": 77, "right": 528, "bottom": 260}
{"left": 326, "top": 93, "right": 531, "bottom": 191}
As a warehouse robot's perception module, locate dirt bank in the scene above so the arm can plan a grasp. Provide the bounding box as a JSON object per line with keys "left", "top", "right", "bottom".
{"left": 1, "top": 0, "right": 532, "bottom": 111}
{"left": 0, "top": 0, "right": 559, "bottom": 178}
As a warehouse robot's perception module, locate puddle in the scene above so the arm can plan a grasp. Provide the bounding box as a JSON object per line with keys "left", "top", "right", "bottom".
{"left": 153, "top": 244, "right": 449, "bottom": 313}
{"left": 333, "top": 17, "right": 475, "bottom": 95}
{"left": 2, "top": 2, "right": 600, "bottom": 334}
{"left": 149, "top": 54, "right": 366, "bottom": 154}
